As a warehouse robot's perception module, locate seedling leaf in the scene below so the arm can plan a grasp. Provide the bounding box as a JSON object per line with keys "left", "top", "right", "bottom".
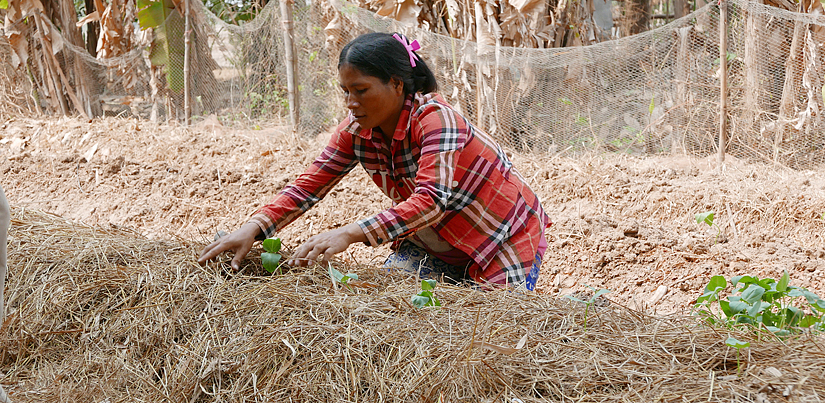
{"left": 706, "top": 275, "right": 727, "bottom": 292}
{"left": 411, "top": 295, "right": 431, "bottom": 309}
{"left": 777, "top": 270, "right": 790, "bottom": 292}
{"left": 262, "top": 253, "right": 282, "bottom": 273}
{"left": 262, "top": 237, "right": 282, "bottom": 254}
{"left": 421, "top": 279, "right": 437, "bottom": 291}
{"left": 725, "top": 337, "right": 750, "bottom": 349}
{"left": 328, "top": 266, "right": 344, "bottom": 283}
{"left": 728, "top": 300, "right": 749, "bottom": 316}
{"left": 695, "top": 211, "right": 715, "bottom": 226}
{"left": 741, "top": 285, "right": 766, "bottom": 304}
{"left": 593, "top": 289, "right": 612, "bottom": 299}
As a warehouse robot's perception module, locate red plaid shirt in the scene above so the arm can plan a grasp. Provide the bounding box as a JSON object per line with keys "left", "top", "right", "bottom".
{"left": 250, "top": 93, "right": 550, "bottom": 286}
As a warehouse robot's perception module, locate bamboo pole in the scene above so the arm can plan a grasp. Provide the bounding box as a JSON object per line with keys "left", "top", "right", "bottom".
{"left": 718, "top": 0, "right": 728, "bottom": 167}
{"left": 184, "top": 0, "right": 191, "bottom": 125}
{"left": 280, "top": 0, "right": 300, "bottom": 130}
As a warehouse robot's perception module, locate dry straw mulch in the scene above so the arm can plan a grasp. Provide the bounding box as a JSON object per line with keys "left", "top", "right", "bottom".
{"left": 1, "top": 207, "right": 823, "bottom": 402}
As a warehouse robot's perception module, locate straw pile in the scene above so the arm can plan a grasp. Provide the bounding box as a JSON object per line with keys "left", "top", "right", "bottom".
{"left": 1, "top": 207, "right": 824, "bottom": 402}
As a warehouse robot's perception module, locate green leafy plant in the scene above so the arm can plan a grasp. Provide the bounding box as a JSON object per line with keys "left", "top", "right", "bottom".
{"left": 566, "top": 285, "right": 611, "bottom": 330}
{"left": 261, "top": 237, "right": 282, "bottom": 274}
{"left": 725, "top": 336, "right": 750, "bottom": 376}
{"left": 694, "top": 271, "right": 825, "bottom": 335}
{"left": 411, "top": 279, "right": 441, "bottom": 309}
{"left": 328, "top": 265, "right": 358, "bottom": 292}
{"left": 137, "top": 0, "right": 185, "bottom": 92}
{"left": 695, "top": 211, "right": 723, "bottom": 243}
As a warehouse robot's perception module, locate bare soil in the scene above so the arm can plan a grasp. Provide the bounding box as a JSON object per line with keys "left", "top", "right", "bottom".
{"left": 2, "top": 116, "right": 824, "bottom": 314}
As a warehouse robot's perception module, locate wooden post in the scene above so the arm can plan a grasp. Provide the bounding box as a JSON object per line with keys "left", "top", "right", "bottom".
{"left": 184, "top": 0, "right": 191, "bottom": 125}
{"left": 718, "top": 0, "right": 728, "bottom": 167}
{"left": 280, "top": 0, "right": 300, "bottom": 130}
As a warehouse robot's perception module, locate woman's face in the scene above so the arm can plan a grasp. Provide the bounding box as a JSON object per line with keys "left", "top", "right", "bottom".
{"left": 339, "top": 64, "right": 405, "bottom": 138}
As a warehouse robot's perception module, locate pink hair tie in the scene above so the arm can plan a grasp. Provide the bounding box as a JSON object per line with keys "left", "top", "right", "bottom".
{"left": 392, "top": 33, "right": 421, "bottom": 68}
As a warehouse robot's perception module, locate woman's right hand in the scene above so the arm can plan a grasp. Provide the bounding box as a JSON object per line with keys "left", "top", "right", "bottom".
{"left": 197, "top": 222, "right": 263, "bottom": 271}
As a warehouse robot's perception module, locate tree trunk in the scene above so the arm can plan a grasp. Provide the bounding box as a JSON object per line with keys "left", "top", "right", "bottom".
{"left": 84, "top": 0, "right": 99, "bottom": 57}
{"left": 625, "top": 0, "right": 650, "bottom": 36}
{"left": 674, "top": 0, "right": 691, "bottom": 19}
{"left": 58, "top": 0, "right": 101, "bottom": 117}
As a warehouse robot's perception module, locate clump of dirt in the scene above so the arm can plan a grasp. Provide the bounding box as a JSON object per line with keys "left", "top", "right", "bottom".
{"left": 2, "top": 116, "right": 824, "bottom": 313}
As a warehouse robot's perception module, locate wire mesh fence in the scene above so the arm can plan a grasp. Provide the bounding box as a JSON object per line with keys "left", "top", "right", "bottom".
{"left": 1, "top": 0, "right": 824, "bottom": 169}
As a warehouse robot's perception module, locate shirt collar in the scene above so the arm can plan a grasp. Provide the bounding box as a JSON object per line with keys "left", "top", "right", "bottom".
{"left": 342, "top": 93, "right": 420, "bottom": 141}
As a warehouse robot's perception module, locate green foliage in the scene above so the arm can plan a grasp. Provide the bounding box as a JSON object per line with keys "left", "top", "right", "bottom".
{"left": 137, "top": 0, "right": 185, "bottom": 92}
{"left": 566, "top": 285, "right": 610, "bottom": 330}
{"left": 0, "top": 0, "right": 9, "bottom": 10}
{"left": 694, "top": 271, "right": 825, "bottom": 335}
{"left": 328, "top": 265, "right": 358, "bottom": 292}
{"left": 203, "top": 0, "right": 259, "bottom": 24}
{"left": 411, "top": 279, "right": 441, "bottom": 309}
{"left": 261, "top": 237, "right": 283, "bottom": 273}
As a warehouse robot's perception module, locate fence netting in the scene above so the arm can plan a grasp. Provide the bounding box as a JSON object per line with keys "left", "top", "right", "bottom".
{"left": 2, "top": 0, "right": 824, "bottom": 169}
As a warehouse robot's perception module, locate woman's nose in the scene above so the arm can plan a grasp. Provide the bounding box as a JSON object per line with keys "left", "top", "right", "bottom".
{"left": 346, "top": 96, "right": 359, "bottom": 109}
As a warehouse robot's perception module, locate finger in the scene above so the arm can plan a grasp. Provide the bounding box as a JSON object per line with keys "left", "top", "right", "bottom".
{"left": 304, "top": 243, "right": 331, "bottom": 266}
{"left": 198, "top": 241, "right": 223, "bottom": 265}
{"left": 230, "top": 242, "right": 253, "bottom": 271}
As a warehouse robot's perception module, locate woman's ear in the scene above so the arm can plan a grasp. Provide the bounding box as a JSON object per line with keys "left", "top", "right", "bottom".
{"left": 391, "top": 77, "right": 404, "bottom": 95}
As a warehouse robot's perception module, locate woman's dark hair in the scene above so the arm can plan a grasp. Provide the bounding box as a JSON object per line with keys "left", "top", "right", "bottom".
{"left": 338, "top": 32, "right": 437, "bottom": 96}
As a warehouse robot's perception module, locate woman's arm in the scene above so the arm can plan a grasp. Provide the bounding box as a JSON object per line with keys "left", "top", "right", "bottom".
{"left": 198, "top": 126, "right": 358, "bottom": 269}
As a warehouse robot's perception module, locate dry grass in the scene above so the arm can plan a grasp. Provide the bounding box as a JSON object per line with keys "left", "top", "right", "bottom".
{"left": 1, "top": 207, "right": 824, "bottom": 402}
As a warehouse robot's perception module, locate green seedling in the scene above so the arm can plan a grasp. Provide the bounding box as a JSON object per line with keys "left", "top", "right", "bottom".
{"left": 725, "top": 336, "right": 750, "bottom": 376}
{"left": 694, "top": 271, "right": 825, "bottom": 336}
{"left": 566, "top": 285, "right": 611, "bottom": 331}
{"left": 411, "top": 279, "right": 441, "bottom": 309}
{"left": 328, "top": 264, "right": 358, "bottom": 292}
{"left": 695, "top": 211, "right": 722, "bottom": 243}
{"left": 261, "top": 237, "right": 283, "bottom": 273}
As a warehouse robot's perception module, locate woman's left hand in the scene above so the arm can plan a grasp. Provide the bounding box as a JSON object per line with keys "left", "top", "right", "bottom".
{"left": 288, "top": 222, "right": 367, "bottom": 267}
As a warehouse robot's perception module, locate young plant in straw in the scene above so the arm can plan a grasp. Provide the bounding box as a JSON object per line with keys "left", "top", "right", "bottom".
{"left": 328, "top": 264, "right": 358, "bottom": 292}
{"left": 411, "top": 279, "right": 440, "bottom": 309}
{"left": 566, "top": 285, "right": 611, "bottom": 331}
{"left": 261, "top": 237, "right": 283, "bottom": 273}
{"left": 694, "top": 211, "right": 722, "bottom": 244}
{"left": 694, "top": 270, "right": 825, "bottom": 336}
{"left": 725, "top": 336, "right": 750, "bottom": 377}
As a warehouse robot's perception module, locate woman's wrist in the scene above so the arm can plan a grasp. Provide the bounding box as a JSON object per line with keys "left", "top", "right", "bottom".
{"left": 344, "top": 222, "right": 368, "bottom": 244}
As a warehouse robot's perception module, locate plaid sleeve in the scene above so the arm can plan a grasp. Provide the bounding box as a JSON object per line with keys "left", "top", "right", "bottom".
{"left": 356, "top": 102, "right": 468, "bottom": 246}
{"left": 249, "top": 127, "right": 358, "bottom": 239}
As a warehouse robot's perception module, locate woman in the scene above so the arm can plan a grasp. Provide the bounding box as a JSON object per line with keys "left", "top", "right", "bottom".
{"left": 198, "top": 32, "right": 550, "bottom": 290}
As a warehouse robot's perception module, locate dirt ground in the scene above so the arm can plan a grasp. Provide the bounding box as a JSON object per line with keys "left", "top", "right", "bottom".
{"left": 2, "top": 115, "right": 824, "bottom": 314}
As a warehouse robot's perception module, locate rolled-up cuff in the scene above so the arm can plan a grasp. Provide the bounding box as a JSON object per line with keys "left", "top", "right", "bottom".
{"left": 248, "top": 213, "right": 276, "bottom": 240}
{"left": 356, "top": 216, "right": 391, "bottom": 247}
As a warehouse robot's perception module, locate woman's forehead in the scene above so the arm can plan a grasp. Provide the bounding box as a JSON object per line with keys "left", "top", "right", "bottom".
{"left": 339, "top": 64, "right": 378, "bottom": 84}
